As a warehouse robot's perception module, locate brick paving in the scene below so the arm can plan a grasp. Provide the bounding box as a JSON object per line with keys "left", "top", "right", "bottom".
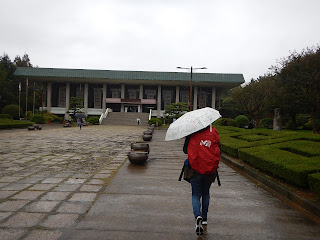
{"left": 0, "top": 125, "right": 145, "bottom": 240}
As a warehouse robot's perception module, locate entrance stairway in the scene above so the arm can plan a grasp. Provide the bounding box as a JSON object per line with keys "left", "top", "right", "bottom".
{"left": 101, "top": 112, "right": 150, "bottom": 126}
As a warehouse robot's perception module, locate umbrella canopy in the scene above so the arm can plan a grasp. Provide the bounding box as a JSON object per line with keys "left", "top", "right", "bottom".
{"left": 165, "top": 107, "right": 221, "bottom": 141}
{"left": 75, "top": 113, "right": 87, "bottom": 118}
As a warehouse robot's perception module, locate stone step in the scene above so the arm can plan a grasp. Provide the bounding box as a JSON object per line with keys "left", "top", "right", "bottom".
{"left": 101, "top": 112, "right": 149, "bottom": 126}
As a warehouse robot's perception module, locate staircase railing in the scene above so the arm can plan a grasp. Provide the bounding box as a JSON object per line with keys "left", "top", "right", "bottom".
{"left": 99, "top": 108, "right": 110, "bottom": 125}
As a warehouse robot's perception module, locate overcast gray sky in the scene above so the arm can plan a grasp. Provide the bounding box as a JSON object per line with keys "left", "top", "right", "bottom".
{"left": 1, "top": 0, "right": 319, "bottom": 82}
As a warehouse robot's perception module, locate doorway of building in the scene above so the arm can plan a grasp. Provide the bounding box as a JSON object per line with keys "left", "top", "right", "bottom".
{"left": 124, "top": 105, "right": 140, "bottom": 112}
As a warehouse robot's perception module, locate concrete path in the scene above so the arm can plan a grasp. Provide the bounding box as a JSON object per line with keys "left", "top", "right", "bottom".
{"left": 0, "top": 126, "right": 319, "bottom": 239}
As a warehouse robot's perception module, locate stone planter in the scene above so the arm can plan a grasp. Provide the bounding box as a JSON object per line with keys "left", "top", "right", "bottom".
{"left": 28, "top": 126, "right": 35, "bottom": 130}
{"left": 131, "top": 142, "right": 150, "bottom": 153}
{"left": 128, "top": 151, "right": 148, "bottom": 164}
{"left": 142, "top": 134, "right": 152, "bottom": 141}
{"left": 143, "top": 131, "right": 153, "bottom": 135}
{"left": 148, "top": 127, "right": 154, "bottom": 133}
{"left": 33, "top": 124, "right": 42, "bottom": 130}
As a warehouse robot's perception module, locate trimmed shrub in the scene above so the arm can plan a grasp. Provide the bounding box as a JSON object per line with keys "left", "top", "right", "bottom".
{"left": 217, "top": 125, "right": 320, "bottom": 194}
{"left": 0, "top": 119, "right": 35, "bottom": 129}
{"left": 214, "top": 118, "right": 237, "bottom": 127}
{"left": 235, "top": 115, "right": 249, "bottom": 128}
{"left": 309, "top": 173, "right": 320, "bottom": 197}
{"left": 303, "top": 118, "right": 320, "bottom": 131}
{"left": 2, "top": 104, "right": 23, "bottom": 120}
{"left": 0, "top": 114, "right": 13, "bottom": 120}
{"left": 42, "top": 112, "right": 62, "bottom": 123}
{"left": 148, "top": 118, "right": 163, "bottom": 126}
{"left": 259, "top": 118, "right": 273, "bottom": 128}
{"left": 238, "top": 141, "right": 320, "bottom": 188}
{"left": 87, "top": 116, "right": 99, "bottom": 124}
{"left": 31, "top": 114, "right": 46, "bottom": 124}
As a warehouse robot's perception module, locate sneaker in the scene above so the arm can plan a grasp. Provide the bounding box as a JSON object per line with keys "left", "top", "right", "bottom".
{"left": 195, "top": 216, "right": 204, "bottom": 236}
{"left": 202, "top": 217, "right": 207, "bottom": 225}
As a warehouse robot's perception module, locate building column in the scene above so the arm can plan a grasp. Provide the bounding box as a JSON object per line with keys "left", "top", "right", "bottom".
{"left": 65, "top": 82, "right": 70, "bottom": 111}
{"left": 121, "top": 84, "right": 125, "bottom": 112}
{"left": 47, "top": 82, "right": 52, "bottom": 112}
{"left": 139, "top": 84, "right": 143, "bottom": 113}
{"left": 103, "top": 83, "right": 107, "bottom": 113}
{"left": 211, "top": 87, "right": 216, "bottom": 109}
{"left": 157, "top": 85, "right": 161, "bottom": 117}
{"left": 175, "top": 86, "right": 180, "bottom": 103}
{"left": 84, "top": 83, "right": 89, "bottom": 115}
{"left": 193, "top": 86, "right": 198, "bottom": 110}
{"left": 65, "top": 82, "right": 70, "bottom": 119}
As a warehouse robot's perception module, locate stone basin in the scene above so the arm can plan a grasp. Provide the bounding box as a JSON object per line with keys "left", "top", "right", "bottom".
{"left": 131, "top": 142, "right": 150, "bottom": 153}
{"left": 142, "top": 134, "right": 152, "bottom": 141}
{"left": 128, "top": 151, "right": 148, "bottom": 164}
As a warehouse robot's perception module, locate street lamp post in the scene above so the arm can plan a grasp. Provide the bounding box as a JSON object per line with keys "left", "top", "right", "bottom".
{"left": 177, "top": 66, "right": 207, "bottom": 111}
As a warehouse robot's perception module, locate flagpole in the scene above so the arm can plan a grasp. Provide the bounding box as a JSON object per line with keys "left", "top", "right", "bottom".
{"left": 26, "top": 78, "right": 28, "bottom": 119}
{"left": 19, "top": 81, "right": 21, "bottom": 119}
{"left": 33, "top": 82, "right": 35, "bottom": 116}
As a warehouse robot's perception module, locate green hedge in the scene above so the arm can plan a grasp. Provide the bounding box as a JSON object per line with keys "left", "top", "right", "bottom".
{"left": 0, "top": 114, "right": 13, "bottom": 119}
{"left": 309, "top": 173, "right": 320, "bottom": 197}
{"left": 235, "top": 115, "right": 249, "bottom": 128}
{"left": 214, "top": 118, "right": 237, "bottom": 127}
{"left": 217, "top": 128, "right": 296, "bottom": 157}
{"left": 0, "top": 119, "right": 35, "bottom": 129}
{"left": 216, "top": 126, "right": 320, "bottom": 193}
{"left": 87, "top": 116, "right": 99, "bottom": 124}
{"left": 31, "top": 114, "right": 46, "bottom": 124}
{"left": 239, "top": 143, "right": 320, "bottom": 187}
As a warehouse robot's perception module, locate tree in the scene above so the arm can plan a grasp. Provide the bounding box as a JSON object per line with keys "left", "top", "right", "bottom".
{"left": 274, "top": 46, "right": 320, "bottom": 133}
{"left": 14, "top": 54, "right": 33, "bottom": 67}
{"left": 68, "top": 97, "right": 84, "bottom": 116}
{"left": 0, "top": 54, "right": 17, "bottom": 110}
{"left": 165, "top": 102, "right": 188, "bottom": 119}
{"left": 228, "top": 76, "right": 277, "bottom": 126}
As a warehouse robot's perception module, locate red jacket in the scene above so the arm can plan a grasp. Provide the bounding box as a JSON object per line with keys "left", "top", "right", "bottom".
{"left": 187, "top": 127, "right": 220, "bottom": 175}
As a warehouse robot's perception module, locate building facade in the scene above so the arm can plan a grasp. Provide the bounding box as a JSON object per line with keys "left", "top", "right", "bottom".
{"left": 14, "top": 67, "right": 245, "bottom": 117}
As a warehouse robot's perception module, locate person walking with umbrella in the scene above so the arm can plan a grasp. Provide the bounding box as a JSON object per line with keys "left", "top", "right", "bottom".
{"left": 165, "top": 107, "right": 221, "bottom": 236}
{"left": 183, "top": 124, "right": 220, "bottom": 235}
{"left": 75, "top": 113, "right": 86, "bottom": 130}
{"left": 77, "top": 117, "right": 82, "bottom": 130}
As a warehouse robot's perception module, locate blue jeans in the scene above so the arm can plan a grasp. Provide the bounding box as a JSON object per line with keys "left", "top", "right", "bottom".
{"left": 190, "top": 173, "right": 213, "bottom": 219}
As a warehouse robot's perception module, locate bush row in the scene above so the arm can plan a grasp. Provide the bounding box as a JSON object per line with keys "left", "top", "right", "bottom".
{"left": 0, "top": 119, "right": 35, "bottom": 129}
{"left": 309, "top": 173, "right": 320, "bottom": 197}
{"left": 216, "top": 126, "right": 320, "bottom": 196}
{"left": 216, "top": 126, "right": 296, "bottom": 157}
{"left": 238, "top": 142, "right": 320, "bottom": 188}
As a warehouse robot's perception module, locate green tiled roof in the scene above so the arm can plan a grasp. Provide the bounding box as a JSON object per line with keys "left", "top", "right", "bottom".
{"left": 14, "top": 67, "right": 244, "bottom": 83}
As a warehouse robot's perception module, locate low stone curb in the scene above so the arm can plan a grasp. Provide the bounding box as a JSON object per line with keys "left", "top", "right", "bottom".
{"left": 221, "top": 154, "right": 320, "bottom": 223}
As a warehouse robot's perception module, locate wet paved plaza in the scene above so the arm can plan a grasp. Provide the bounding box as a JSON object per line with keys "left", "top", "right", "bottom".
{"left": 0, "top": 125, "right": 143, "bottom": 239}
{"left": 0, "top": 125, "right": 319, "bottom": 239}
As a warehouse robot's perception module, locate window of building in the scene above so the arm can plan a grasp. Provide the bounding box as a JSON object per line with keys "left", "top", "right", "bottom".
{"left": 107, "top": 84, "right": 121, "bottom": 98}
{"left": 88, "top": 84, "right": 102, "bottom": 108}
{"left": 125, "top": 85, "right": 139, "bottom": 99}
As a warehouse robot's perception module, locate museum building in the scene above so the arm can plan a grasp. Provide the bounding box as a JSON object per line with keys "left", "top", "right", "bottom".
{"left": 14, "top": 67, "right": 245, "bottom": 118}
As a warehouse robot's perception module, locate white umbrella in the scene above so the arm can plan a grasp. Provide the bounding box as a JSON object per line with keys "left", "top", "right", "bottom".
{"left": 165, "top": 107, "right": 221, "bottom": 141}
